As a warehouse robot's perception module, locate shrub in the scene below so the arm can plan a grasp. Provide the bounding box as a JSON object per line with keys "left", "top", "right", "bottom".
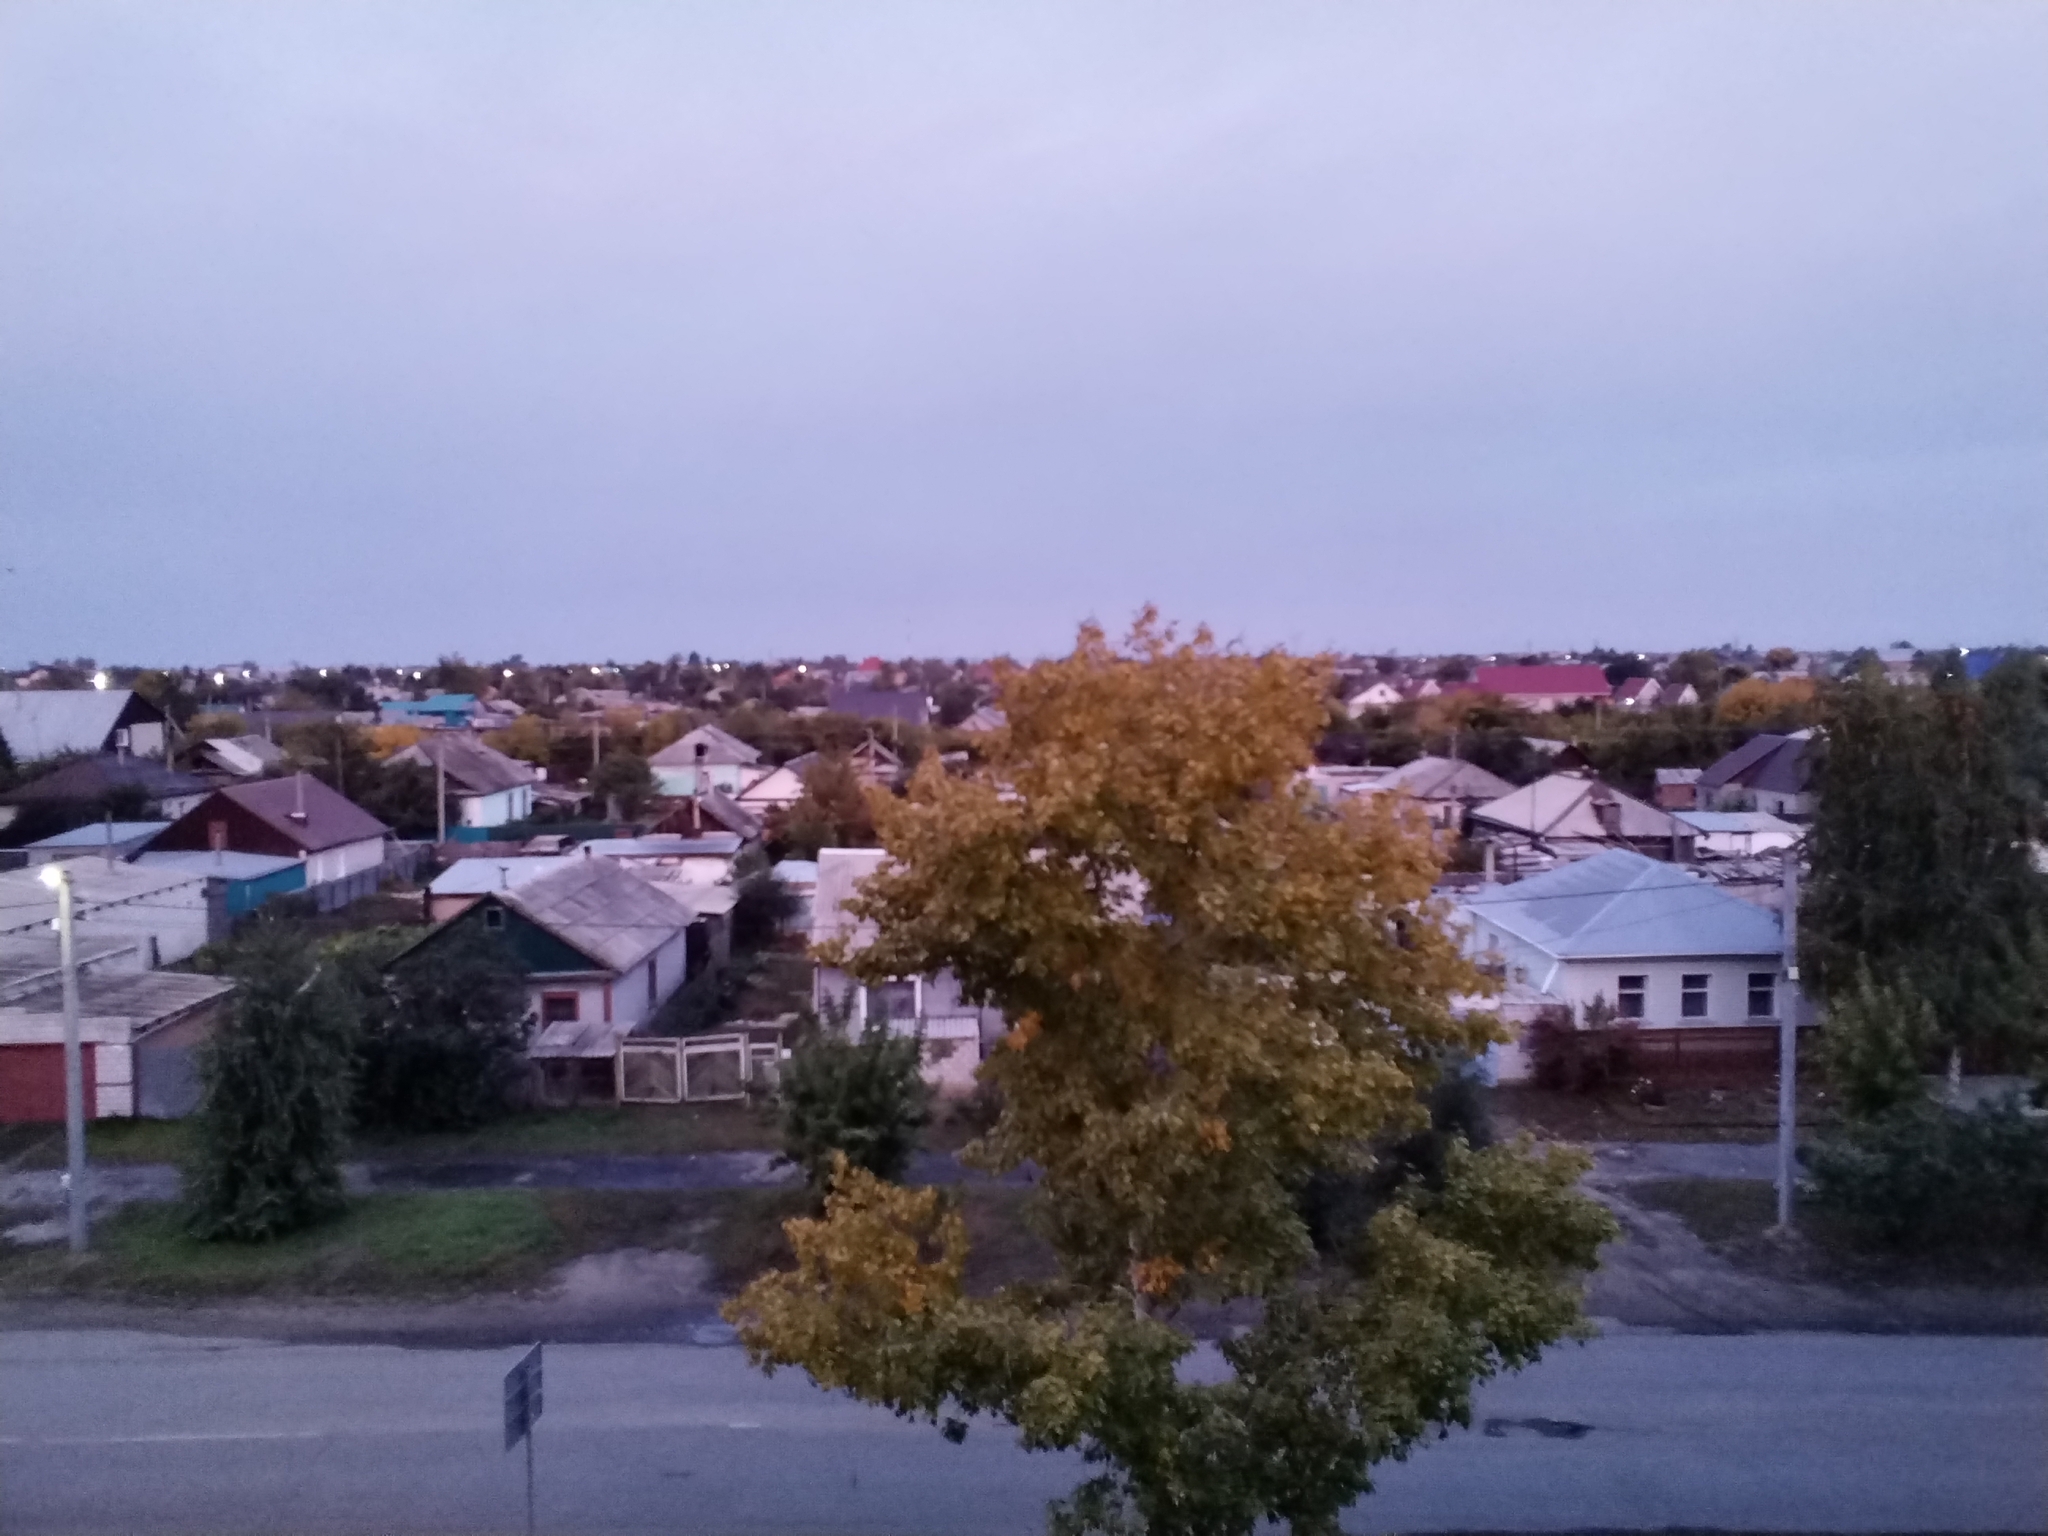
{"left": 730, "top": 867, "right": 799, "bottom": 953}
{"left": 187, "top": 927, "right": 356, "bottom": 1241}
{"left": 1804, "top": 1098, "right": 2048, "bottom": 1250}
{"left": 357, "top": 927, "right": 531, "bottom": 1132}
{"left": 1820, "top": 965, "right": 1937, "bottom": 1121}
{"left": 1525, "top": 1002, "right": 1639, "bottom": 1094}
{"left": 777, "top": 1001, "right": 931, "bottom": 1189}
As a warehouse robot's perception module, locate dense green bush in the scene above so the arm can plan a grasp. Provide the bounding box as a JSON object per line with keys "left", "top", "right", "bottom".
{"left": 776, "top": 1003, "right": 931, "bottom": 1189}
{"left": 1804, "top": 1098, "right": 2048, "bottom": 1250}
{"left": 357, "top": 926, "right": 531, "bottom": 1132}
{"left": 1819, "top": 966, "right": 1937, "bottom": 1120}
{"left": 187, "top": 927, "right": 356, "bottom": 1241}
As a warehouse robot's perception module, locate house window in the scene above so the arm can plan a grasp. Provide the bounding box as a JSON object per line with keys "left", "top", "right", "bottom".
{"left": 541, "top": 992, "right": 579, "bottom": 1024}
{"left": 865, "top": 979, "right": 918, "bottom": 1023}
{"left": 484, "top": 906, "right": 505, "bottom": 930}
{"left": 1680, "top": 974, "right": 1710, "bottom": 1019}
{"left": 1748, "top": 972, "right": 1777, "bottom": 1019}
{"left": 1616, "top": 975, "right": 1646, "bottom": 1020}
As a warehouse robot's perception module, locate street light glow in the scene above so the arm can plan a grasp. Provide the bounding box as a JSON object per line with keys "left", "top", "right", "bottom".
{"left": 37, "top": 863, "right": 65, "bottom": 890}
{"left": 90, "top": 671, "right": 109, "bottom": 690}
{"left": 213, "top": 671, "right": 226, "bottom": 687}
{"left": 504, "top": 668, "right": 514, "bottom": 678}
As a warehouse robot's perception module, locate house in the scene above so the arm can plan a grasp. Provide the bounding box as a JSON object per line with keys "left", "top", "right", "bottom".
{"left": 810, "top": 847, "right": 1004, "bottom": 1093}
{"left": 1673, "top": 810, "right": 1802, "bottom": 859}
{"left": 826, "top": 684, "right": 931, "bottom": 728}
{"left": 649, "top": 789, "right": 763, "bottom": 842}
{"left": 1471, "top": 665, "right": 1612, "bottom": 713}
{"left": 955, "top": 705, "right": 1007, "bottom": 733}
{"left": 0, "top": 756, "right": 213, "bottom": 837}
{"left": 1398, "top": 677, "right": 1441, "bottom": 701}
{"left": 733, "top": 761, "right": 809, "bottom": 814}
{"left": 1667, "top": 682, "right": 1701, "bottom": 707}
{"left": 424, "top": 854, "right": 576, "bottom": 923}
{"left": 1344, "top": 681, "right": 1403, "bottom": 718}
{"left": 132, "top": 849, "right": 309, "bottom": 933}
{"left": 21, "top": 821, "right": 169, "bottom": 864}
{"left": 1458, "top": 849, "right": 1796, "bottom": 1081}
{"left": 1344, "top": 756, "right": 1517, "bottom": 829}
{"left": 1468, "top": 772, "right": 1697, "bottom": 871}
{"left": 772, "top": 858, "right": 819, "bottom": 933}
{"left": 377, "top": 694, "right": 479, "bottom": 729}
{"left": 1653, "top": 767, "right": 1702, "bottom": 811}
{"left": 650, "top": 724, "right": 762, "bottom": 798}
{"left": 0, "top": 689, "right": 171, "bottom": 762}
{"left": 570, "top": 833, "right": 742, "bottom": 885}
{"left": 386, "top": 733, "right": 539, "bottom": 828}
{"left": 0, "top": 934, "right": 233, "bottom": 1122}
{"left": 149, "top": 774, "right": 392, "bottom": 899}
{"left": 1695, "top": 731, "right": 1814, "bottom": 818}
{"left": 195, "top": 734, "right": 285, "bottom": 780}
{"left": 400, "top": 857, "right": 700, "bottom": 1101}
{"left": 1612, "top": 677, "right": 1661, "bottom": 710}
{"left": 0, "top": 860, "right": 213, "bottom": 966}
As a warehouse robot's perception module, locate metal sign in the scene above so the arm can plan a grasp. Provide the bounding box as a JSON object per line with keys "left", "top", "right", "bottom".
{"left": 504, "top": 1342, "right": 543, "bottom": 1451}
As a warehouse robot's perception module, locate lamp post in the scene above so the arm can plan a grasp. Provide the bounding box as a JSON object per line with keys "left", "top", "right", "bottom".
{"left": 38, "top": 863, "right": 89, "bottom": 1252}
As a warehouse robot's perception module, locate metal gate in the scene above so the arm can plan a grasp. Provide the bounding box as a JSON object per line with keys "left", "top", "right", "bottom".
{"left": 615, "top": 1026, "right": 788, "bottom": 1104}
{"left": 616, "top": 1040, "right": 684, "bottom": 1104}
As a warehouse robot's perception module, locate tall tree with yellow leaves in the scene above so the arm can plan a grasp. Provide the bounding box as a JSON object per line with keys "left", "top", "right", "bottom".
{"left": 727, "top": 613, "right": 1613, "bottom": 1536}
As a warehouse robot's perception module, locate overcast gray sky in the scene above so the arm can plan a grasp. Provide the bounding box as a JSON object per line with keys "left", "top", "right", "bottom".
{"left": 2, "top": 2, "right": 2042, "bottom": 666}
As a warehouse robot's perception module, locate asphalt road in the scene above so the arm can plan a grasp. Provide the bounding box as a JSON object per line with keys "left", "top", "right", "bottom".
{"left": 0, "top": 1327, "right": 2040, "bottom": 1534}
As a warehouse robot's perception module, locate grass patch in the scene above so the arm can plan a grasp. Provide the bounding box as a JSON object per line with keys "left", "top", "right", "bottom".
{"left": 0, "top": 1191, "right": 561, "bottom": 1300}
{"left": 350, "top": 1102, "right": 782, "bottom": 1161}
{"left": 540, "top": 1186, "right": 814, "bottom": 1292}
{"left": 1494, "top": 1083, "right": 1836, "bottom": 1145}
{"left": 1631, "top": 1177, "right": 1779, "bottom": 1245}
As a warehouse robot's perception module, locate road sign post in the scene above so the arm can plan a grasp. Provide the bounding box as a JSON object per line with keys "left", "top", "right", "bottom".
{"left": 504, "top": 1342, "right": 543, "bottom": 1534}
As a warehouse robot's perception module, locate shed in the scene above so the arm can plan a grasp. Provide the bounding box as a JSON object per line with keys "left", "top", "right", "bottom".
{"left": 0, "top": 690, "right": 170, "bottom": 762}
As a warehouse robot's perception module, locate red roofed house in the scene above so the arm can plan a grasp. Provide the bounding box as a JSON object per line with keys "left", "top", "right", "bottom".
{"left": 1472, "top": 665, "right": 1612, "bottom": 713}
{"left": 150, "top": 773, "right": 392, "bottom": 904}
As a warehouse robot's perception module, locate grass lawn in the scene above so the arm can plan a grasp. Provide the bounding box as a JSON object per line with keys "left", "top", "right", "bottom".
{"left": 0, "top": 1180, "right": 1052, "bottom": 1302}
{"left": 0, "top": 1102, "right": 783, "bottom": 1172}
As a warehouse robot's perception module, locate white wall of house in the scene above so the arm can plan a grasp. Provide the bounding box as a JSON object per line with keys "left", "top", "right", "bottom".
{"left": 652, "top": 763, "right": 752, "bottom": 798}
{"left": 736, "top": 765, "right": 806, "bottom": 810}
{"left": 118, "top": 721, "right": 167, "bottom": 759}
{"left": 457, "top": 783, "right": 534, "bottom": 828}
{"left": 1466, "top": 915, "right": 1782, "bottom": 1028}
{"left": 525, "top": 927, "right": 693, "bottom": 1037}
{"left": 304, "top": 835, "right": 387, "bottom": 886}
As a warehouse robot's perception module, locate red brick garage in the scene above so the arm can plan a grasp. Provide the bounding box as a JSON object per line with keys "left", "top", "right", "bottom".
{"left": 0, "top": 1044, "right": 97, "bottom": 1124}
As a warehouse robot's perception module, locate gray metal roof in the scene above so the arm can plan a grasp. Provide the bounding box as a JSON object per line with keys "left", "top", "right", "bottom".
{"left": 1470, "top": 773, "right": 1688, "bottom": 843}
{"left": 500, "top": 858, "right": 695, "bottom": 974}
{"left": 428, "top": 854, "right": 576, "bottom": 896}
{"left": 387, "top": 733, "right": 538, "bottom": 795}
{"left": 1368, "top": 755, "right": 1516, "bottom": 803}
{"left": 1461, "top": 848, "right": 1783, "bottom": 960}
{"left": 0, "top": 965, "right": 234, "bottom": 1041}
{"left": 0, "top": 690, "right": 142, "bottom": 761}
{"left": 135, "top": 849, "right": 303, "bottom": 881}
{"left": 649, "top": 724, "right": 761, "bottom": 768}
{"left": 0, "top": 861, "right": 208, "bottom": 936}
{"left": 25, "top": 821, "right": 169, "bottom": 850}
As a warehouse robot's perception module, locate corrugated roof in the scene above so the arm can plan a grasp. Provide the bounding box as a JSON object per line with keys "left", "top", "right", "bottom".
{"left": 0, "top": 755, "right": 211, "bottom": 808}
{"left": 500, "top": 858, "right": 695, "bottom": 974}
{"left": 1461, "top": 848, "right": 1782, "bottom": 959}
{"left": 650, "top": 725, "right": 761, "bottom": 768}
{"left": 1470, "top": 773, "right": 1688, "bottom": 843}
{"left": 0, "top": 690, "right": 141, "bottom": 761}
{"left": 1673, "top": 811, "right": 1800, "bottom": 835}
{"left": 26, "top": 821, "right": 170, "bottom": 850}
{"left": 202, "top": 736, "right": 285, "bottom": 776}
{"left": 0, "top": 966, "right": 233, "bottom": 1039}
{"left": 135, "top": 849, "right": 303, "bottom": 881}
{"left": 0, "top": 861, "right": 207, "bottom": 936}
{"left": 577, "top": 834, "right": 741, "bottom": 859}
{"left": 388, "top": 733, "right": 538, "bottom": 794}
{"left": 193, "top": 774, "right": 390, "bottom": 853}
{"left": 1698, "top": 733, "right": 1811, "bottom": 796}
{"left": 1367, "top": 755, "right": 1516, "bottom": 803}
{"left": 428, "top": 854, "right": 576, "bottom": 896}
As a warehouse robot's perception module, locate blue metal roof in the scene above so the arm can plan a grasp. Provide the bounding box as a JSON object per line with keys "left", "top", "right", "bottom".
{"left": 1461, "top": 848, "right": 1782, "bottom": 960}
{"left": 26, "top": 821, "right": 170, "bottom": 849}
{"left": 135, "top": 849, "right": 304, "bottom": 880}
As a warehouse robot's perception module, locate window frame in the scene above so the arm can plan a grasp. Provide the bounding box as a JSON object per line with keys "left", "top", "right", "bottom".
{"left": 1747, "top": 972, "right": 1777, "bottom": 1019}
{"left": 541, "top": 991, "right": 580, "bottom": 1025}
{"left": 1680, "top": 973, "right": 1710, "bottom": 1020}
{"left": 1616, "top": 974, "right": 1647, "bottom": 1020}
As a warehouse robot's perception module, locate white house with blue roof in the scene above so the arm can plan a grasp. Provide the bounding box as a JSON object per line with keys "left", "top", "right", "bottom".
{"left": 1458, "top": 848, "right": 1791, "bottom": 1032}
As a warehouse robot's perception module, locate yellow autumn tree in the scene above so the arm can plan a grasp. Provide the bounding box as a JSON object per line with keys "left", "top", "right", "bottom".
{"left": 727, "top": 612, "right": 1613, "bottom": 1536}
{"left": 1715, "top": 676, "right": 1818, "bottom": 726}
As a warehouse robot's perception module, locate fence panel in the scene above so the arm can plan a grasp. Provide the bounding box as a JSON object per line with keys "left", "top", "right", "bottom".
{"left": 682, "top": 1037, "right": 747, "bottom": 1102}
{"left": 617, "top": 1041, "right": 683, "bottom": 1104}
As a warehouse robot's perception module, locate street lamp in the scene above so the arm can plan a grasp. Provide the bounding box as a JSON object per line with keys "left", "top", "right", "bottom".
{"left": 90, "top": 671, "right": 109, "bottom": 691}
{"left": 37, "top": 863, "right": 89, "bottom": 1253}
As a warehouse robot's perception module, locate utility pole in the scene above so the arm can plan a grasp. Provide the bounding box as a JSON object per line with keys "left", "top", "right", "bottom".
{"left": 435, "top": 740, "right": 448, "bottom": 846}
{"left": 39, "top": 864, "right": 89, "bottom": 1252}
{"left": 1774, "top": 847, "right": 1803, "bottom": 1231}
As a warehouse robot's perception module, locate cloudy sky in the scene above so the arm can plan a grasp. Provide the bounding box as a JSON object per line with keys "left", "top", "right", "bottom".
{"left": 2, "top": 2, "right": 2042, "bottom": 666}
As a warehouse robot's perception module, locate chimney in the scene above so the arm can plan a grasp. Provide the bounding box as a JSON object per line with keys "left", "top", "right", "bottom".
{"left": 289, "top": 773, "right": 309, "bottom": 824}
{"left": 1591, "top": 788, "right": 1622, "bottom": 839}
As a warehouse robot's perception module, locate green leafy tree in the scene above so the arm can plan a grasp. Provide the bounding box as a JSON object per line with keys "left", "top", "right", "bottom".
{"left": 777, "top": 1000, "right": 932, "bottom": 1189}
{"left": 187, "top": 926, "right": 356, "bottom": 1241}
{"left": 357, "top": 926, "right": 532, "bottom": 1131}
{"left": 771, "top": 751, "right": 878, "bottom": 859}
{"left": 1801, "top": 673, "right": 2048, "bottom": 1068}
{"left": 358, "top": 759, "right": 442, "bottom": 838}
{"left": 727, "top": 613, "right": 1614, "bottom": 1536}
{"left": 590, "top": 749, "right": 657, "bottom": 819}
{"left": 1819, "top": 966, "right": 1936, "bottom": 1120}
